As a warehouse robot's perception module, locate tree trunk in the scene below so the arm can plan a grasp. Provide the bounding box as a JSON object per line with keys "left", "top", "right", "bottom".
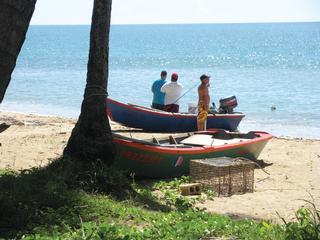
{"left": 0, "top": 0, "right": 37, "bottom": 103}
{"left": 64, "top": 0, "right": 114, "bottom": 163}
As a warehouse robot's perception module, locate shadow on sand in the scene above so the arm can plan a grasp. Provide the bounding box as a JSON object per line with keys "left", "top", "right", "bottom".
{"left": 0, "top": 157, "right": 170, "bottom": 238}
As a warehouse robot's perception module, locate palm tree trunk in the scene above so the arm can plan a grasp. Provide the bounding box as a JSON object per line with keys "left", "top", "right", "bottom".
{"left": 64, "top": 0, "right": 114, "bottom": 163}
{"left": 0, "top": 0, "right": 37, "bottom": 103}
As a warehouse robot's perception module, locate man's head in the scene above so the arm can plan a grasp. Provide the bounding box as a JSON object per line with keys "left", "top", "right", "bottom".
{"left": 200, "top": 74, "right": 210, "bottom": 84}
{"left": 161, "top": 70, "right": 167, "bottom": 80}
{"left": 171, "top": 73, "right": 178, "bottom": 82}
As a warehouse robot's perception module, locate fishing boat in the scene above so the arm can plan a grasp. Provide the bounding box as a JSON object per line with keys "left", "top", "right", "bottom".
{"left": 113, "top": 129, "right": 272, "bottom": 177}
{"left": 107, "top": 98, "right": 245, "bottom": 132}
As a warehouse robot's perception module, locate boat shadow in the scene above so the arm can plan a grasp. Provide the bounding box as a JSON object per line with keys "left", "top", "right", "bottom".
{"left": 252, "top": 159, "right": 273, "bottom": 168}
{"left": 0, "top": 123, "right": 10, "bottom": 134}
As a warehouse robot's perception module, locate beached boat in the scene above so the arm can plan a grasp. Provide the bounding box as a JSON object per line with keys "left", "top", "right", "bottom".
{"left": 107, "top": 98, "right": 245, "bottom": 132}
{"left": 113, "top": 129, "right": 272, "bottom": 177}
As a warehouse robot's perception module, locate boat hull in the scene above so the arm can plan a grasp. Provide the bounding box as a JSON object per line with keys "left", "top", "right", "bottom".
{"left": 113, "top": 131, "right": 272, "bottom": 178}
{"left": 107, "top": 98, "right": 244, "bottom": 132}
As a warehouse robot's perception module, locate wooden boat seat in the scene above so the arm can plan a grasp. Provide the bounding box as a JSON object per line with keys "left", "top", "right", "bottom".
{"left": 169, "top": 135, "right": 178, "bottom": 144}
{"left": 152, "top": 137, "right": 160, "bottom": 144}
{"left": 181, "top": 134, "right": 250, "bottom": 146}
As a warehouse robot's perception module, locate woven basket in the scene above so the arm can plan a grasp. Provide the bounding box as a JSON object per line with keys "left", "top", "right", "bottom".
{"left": 190, "top": 157, "right": 255, "bottom": 196}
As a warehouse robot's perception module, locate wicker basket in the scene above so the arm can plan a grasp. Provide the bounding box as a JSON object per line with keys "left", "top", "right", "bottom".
{"left": 190, "top": 157, "right": 255, "bottom": 197}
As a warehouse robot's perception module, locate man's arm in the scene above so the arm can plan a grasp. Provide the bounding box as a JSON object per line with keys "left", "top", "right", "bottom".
{"left": 151, "top": 81, "right": 156, "bottom": 93}
{"left": 178, "top": 84, "right": 183, "bottom": 97}
{"left": 204, "top": 88, "right": 210, "bottom": 109}
{"left": 160, "top": 83, "right": 167, "bottom": 93}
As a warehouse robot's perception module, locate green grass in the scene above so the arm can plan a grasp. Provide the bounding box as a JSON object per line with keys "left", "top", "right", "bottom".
{"left": 0, "top": 158, "right": 319, "bottom": 239}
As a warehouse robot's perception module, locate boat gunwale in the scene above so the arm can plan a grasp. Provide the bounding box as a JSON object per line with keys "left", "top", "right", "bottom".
{"left": 113, "top": 131, "right": 272, "bottom": 155}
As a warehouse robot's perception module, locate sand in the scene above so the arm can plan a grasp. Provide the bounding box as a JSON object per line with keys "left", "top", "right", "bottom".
{"left": 1, "top": 111, "right": 319, "bottom": 223}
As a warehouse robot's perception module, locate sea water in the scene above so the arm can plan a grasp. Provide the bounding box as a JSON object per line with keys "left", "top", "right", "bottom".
{"left": 1, "top": 23, "right": 320, "bottom": 139}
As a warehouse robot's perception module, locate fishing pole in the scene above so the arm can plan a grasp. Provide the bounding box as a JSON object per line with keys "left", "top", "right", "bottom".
{"left": 173, "top": 81, "right": 199, "bottom": 104}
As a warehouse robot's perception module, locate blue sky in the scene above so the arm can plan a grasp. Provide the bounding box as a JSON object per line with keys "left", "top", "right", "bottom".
{"left": 31, "top": 0, "right": 320, "bottom": 25}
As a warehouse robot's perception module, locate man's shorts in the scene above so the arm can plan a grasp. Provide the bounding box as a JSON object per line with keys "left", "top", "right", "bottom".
{"left": 152, "top": 103, "right": 165, "bottom": 110}
{"left": 164, "top": 104, "right": 179, "bottom": 113}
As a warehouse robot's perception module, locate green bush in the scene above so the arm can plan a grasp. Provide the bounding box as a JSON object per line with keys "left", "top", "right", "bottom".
{"left": 1, "top": 163, "right": 319, "bottom": 240}
{"left": 282, "top": 201, "right": 320, "bottom": 240}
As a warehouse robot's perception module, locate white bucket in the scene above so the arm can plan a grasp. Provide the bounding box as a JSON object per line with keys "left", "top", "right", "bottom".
{"left": 188, "top": 103, "right": 198, "bottom": 114}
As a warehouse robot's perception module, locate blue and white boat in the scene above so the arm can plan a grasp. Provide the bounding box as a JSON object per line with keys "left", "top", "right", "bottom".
{"left": 107, "top": 98, "right": 245, "bottom": 132}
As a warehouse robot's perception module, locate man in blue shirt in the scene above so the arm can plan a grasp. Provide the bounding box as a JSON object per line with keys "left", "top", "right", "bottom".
{"left": 151, "top": 70, "right": 167, "bottom": 110}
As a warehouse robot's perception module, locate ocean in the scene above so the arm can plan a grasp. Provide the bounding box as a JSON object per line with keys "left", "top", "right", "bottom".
{"left": 1, "top": 23, "right": 320, "bottom": 139}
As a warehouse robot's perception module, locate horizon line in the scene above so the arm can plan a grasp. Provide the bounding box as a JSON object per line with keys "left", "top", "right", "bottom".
{"left": 30, "top": 20, "right": 320, "bottom": 26}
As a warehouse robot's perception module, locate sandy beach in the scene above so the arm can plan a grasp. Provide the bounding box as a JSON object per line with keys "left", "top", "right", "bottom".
{"left": 0, "top": 111, "right": 319, "bottom": 223}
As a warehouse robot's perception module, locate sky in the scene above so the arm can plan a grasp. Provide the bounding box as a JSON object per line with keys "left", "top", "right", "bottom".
{"left": 31, "top": 0, "right": 320, "bottom": 25}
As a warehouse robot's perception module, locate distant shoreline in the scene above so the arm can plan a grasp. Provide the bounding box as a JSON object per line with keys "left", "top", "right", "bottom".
{"left": 1, "top": 110, "right": 320, "bottom": 140}
{"left": 0, "top": 110, "right": 76, "bottom": 121}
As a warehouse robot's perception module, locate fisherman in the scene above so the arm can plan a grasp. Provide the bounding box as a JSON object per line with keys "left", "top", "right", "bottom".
{"left": 160, "top": 73, "right": 183, "bottom": 113}
{"left": 151, "top": 70, "right": 167, "bottom": 110}
{"left": 197, "top": 74, "right": 211, "bottom": 131}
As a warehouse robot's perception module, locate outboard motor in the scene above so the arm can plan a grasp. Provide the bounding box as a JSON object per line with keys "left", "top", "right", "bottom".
{"left": 218, "top": 96, "right": 238, "bottom": 113}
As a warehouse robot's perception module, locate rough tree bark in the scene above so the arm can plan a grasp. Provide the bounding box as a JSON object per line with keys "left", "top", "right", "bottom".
{"left": 64, "top": 0, "right": 115, "bottom": 163}
{"left": 0, "top": 0, "right": 37, "bottom": 103}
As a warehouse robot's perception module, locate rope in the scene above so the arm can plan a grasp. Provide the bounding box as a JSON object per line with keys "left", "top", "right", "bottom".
{"left": 83, "top": 84, "right": 108, "bottom": 102}
{"left": 85, "top": 84, "right": 107, "bottom": 92}
{"left": 83, "top": 93, "right": 108, "bottom": 101}
{"left": 247, "top": 159, "right": 271, "bottom": 175}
